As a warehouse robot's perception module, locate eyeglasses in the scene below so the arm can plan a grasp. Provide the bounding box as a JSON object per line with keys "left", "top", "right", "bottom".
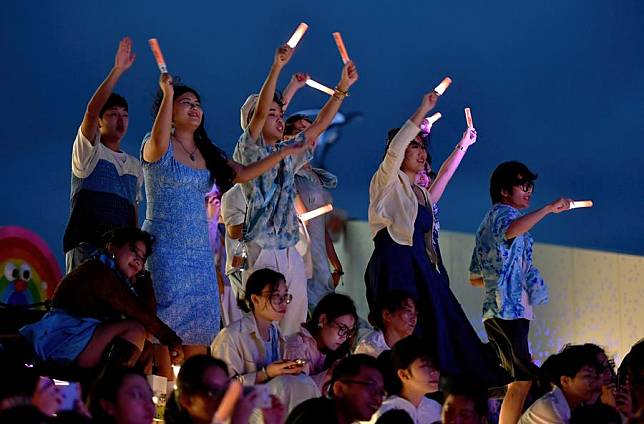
{"left": 331, "top": 321, "right": 356, "bottom": 339}
{"left": 129, "top": 245, "right": 148, "bottom": 264}
{"left": 514, "top": 180, "right": 534, "bottom": 193}
{"left": 340, "top": 379, "right": 386, "bottom": 399}
{"left": 263, "top": 292, "right": 293, "bottom": 308}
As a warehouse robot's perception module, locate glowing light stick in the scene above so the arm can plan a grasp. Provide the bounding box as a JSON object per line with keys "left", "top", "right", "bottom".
{"left": 212, "top": 380, "right": 243, "bottom": 423}
{"left": 433, "top": 77, "right": 452, "bottom": 96}
{"left": 305, "top": 78, "right": 335, "bottom": 96}
{"left": 424, "top": 112, "right": 442, "bottom": 126}
{"left": 332, "top": 32, "right": 350, "bottom": 64}
{"left": 569, "top": 200, "right": 593, "bottom": 209}
{"left": 148, "top": 38, "right": 168, "bottom": 73}
{"left": 465, "top": 107, "right": 473, "bottom": 128}
{"left": 287, "top": 23, "right": 309, "bottom": 48}
{"left": 299, "top": 204, "right": 333, "bottom": 222}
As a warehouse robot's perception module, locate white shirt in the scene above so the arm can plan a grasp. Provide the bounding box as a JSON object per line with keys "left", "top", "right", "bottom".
{"left": 363, "top": 395, "right": 442, "bottom": 424}
{"left": 353, "top": 329, "right": 390, "bottom": 358}
{"left": 368, "top": 120, "right": 429, "bottom": 246}
{"left": 519, "top": 386, "right": 571, "bottom": 424}
{"left": 221, "top": 184, "right": 247, "bottom": 275}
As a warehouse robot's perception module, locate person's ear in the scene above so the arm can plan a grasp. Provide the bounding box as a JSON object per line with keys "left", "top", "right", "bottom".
{"left": 178, "top": 392, "right": 193, "bottom": 410}
{"left": 319, "top": 314, "right": 328, "bottom": 328}
{"left": 382, "top": 310, "right": 393, "bottom": 325}
{"left": 250, "top": 293, "right": 262, "bottom": 309}
{"left": 99, "top": 399, "right": 115, "bottom": 416}
{"left": 500, "top": 187, "right": 511, "bottom": 199}
{"left": 560, "top": 375, "right": 572, "bottom": 390}
{"left": 397, "top": 368, "right": 410, "bottom": 382}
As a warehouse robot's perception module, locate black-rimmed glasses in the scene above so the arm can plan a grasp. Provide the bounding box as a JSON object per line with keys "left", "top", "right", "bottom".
{"left": 339, "top": 379, "right": 386, "bottom": 399}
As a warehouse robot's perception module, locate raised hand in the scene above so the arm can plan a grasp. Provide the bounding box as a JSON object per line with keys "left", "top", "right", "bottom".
{"left": 547, "top": 197, "right": 573, "bottom": 213}
{"left": 338, "top": 61, "right": 359, "bottom": 91}
{"left": 420, "top": 91, "right": 439, "bottom": 113}
{"left": 115, "top": 36, "right": 136, "bottom": 72}
{"left": 274, "top": 44, "right": 293, "bottom": 68}
{"left": 159, "top": 73, "right": 174, "bottom": 96}
{"left": 460, "top": 127, "right": 478, "bottom": 148}
{"left": 291, "top": 72, "right": 310, "bottom": 88}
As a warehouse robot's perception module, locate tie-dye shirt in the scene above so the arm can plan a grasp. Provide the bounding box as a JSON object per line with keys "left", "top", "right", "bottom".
{"left": 469, "top": 203, "right": 548, "bottom": 320}
{"left": 233, "top": 130, "right": 312, "bottom": 249}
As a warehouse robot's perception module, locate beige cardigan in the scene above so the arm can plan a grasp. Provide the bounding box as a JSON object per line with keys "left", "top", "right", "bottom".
{"left": 368, "top": 119, "right": 428, "bottom": 246}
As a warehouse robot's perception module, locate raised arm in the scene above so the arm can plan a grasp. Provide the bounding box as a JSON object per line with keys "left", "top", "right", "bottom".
{"left": 247, "top": 45, "right": 293, "bottom": 141}
{"left": 505, "top": 198, "right": 572, "bottom": 239}
{"left": 428, "top": 127, "right": 477, "bottom": 204}
{"left": 80, "top": 37, "right": 135, "bottom": 143}
{"left": 282, "top": 73, "right": 309, "bottom": 112}
{"left": 227, "top": 140, "right": 308, "bottom": 183}
{"left": 302, "top": 62, "right": 359, "bottom": 144}
{"left": 142, "top": 74, "right": 174, "bottom": 163}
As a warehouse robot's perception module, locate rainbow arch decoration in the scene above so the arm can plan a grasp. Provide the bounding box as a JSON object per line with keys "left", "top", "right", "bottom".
{"left": 0, "top": 226, "right": 62, "bottom": 308}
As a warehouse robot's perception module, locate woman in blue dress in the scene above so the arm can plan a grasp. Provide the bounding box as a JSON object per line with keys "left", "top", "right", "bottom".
{"left": 142, "top": 73, "right": 306, "bottom": 375}
{"left": 365, "top": 91, "right": 507, "bottom": 388}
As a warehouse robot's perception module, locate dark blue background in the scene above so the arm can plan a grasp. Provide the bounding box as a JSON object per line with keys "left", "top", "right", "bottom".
{"left": 2, "top": 0, "right": 643, "bottom": 266}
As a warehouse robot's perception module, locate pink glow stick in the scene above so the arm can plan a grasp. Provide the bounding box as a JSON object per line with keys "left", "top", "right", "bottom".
{"left": 332, "top": 32, "right": 350, "bottom": 64}
{"left": 148, "top": 38, "right": 168, "bottom": 73}
{"left": 464, "top": 107, "right": 473, "bottom": 128}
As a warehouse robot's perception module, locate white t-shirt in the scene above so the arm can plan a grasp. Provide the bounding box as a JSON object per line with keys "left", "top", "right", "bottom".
{"left": 363, "top": 395, "right": 442, "bottom": 424}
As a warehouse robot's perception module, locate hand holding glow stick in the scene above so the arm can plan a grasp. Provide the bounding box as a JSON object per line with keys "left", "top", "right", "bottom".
{"left": 332, "top": 32, "right": 350, "bottom": 64}
{"left": 299, "top": 204, "right": 333, "bottom": 222}
{"left": 464, "top": 107, "right": 474, "bottom": 128}
{"left": 433, "top": 77, "right": 452, "bottom": 96}
{"left": 212, "top": 380, "right": 243, "bottom": 424}
{"left": 569, "top": 200, "right": 593, "bottom": 209}
{"left": 148, "top": 38, "right": 168, "bottom": 73}
{"left": 287, "top": 23, "right": 309, "bottom": 48}
{"left": 425, "top": 112, "right": 442, "bottom": 126}
{"left": 305, "top": 79, "right": 335, "bottom": 96}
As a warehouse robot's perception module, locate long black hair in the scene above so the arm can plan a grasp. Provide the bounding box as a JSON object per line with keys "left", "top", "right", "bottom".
{"left": 152, "top": 80, "right": 236, "bottom": 191}
{"left": 237, "top": 268, "right": 286, "bottom": 313}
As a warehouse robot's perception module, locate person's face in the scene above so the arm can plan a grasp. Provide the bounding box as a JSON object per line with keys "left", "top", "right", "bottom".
{"left": 442, "top": 394, "right": 483, "bottom": 424}
{"left": 181, "top": 365, "right": 229, "bottom": 424}
{"left": 105, "top": 374, "right": 155, "bottom": 424}
{"left": 292, "top": 118, "right": 311, "bottom": 133}
{"left": 596, "top": 352, "right": 613, "bottom": 386}
{"left": 383, "top": 299, "right": 418, "bottom": 338}
{"left": 318, "top": 313, "right": 356, "bottom": 352}
{"left": 415, "top": 166, "right": 431, "bottom": 189}
{"left": 401, "top": 136, "right": 427, "bottom": 176}
{"left": 561, "top": 365, "right": 601, "bottom": 403}
{"left": 112, "top": 240, "right": 147, "bottom": 280}
{"left": 99, "top": 106, "right": 129, "bottom": 140}
{"left": 334, "top": 366, "right": 385, "bottom": 421}
{"left": 401, "top": 357, "right": 440, "bottom": 394}
{"left": 501, "top": 174, "right": 533, "bottom": 210}
{"left": 262, "top": 100, "right": 285, "bottom": 143}
{"left": 173, "top": 92, "right": 203, "bottom": 130}
{"left": 252, "top": 280, "right": 290, "bottom": 321}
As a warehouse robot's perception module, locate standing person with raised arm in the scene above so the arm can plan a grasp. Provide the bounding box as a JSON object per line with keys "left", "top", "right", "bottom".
{"left": 141, "top": 67, "right": 307, "bottom": 374}
{"left": 365, "top": 91, "right": 508, "bottom": 388}
{"left": 233, "top": 43, "right": 358, "bottom": 336}
{"left": 469, "top": 161, "right": 572, "bottom": 424}
{"left": 63, "top": 37, "right": 142, "bottom": 272}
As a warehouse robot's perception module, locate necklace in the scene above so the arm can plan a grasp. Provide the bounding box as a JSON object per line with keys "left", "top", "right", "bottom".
{"left": 173, "top": 136, "right": 198, "bottom": 162}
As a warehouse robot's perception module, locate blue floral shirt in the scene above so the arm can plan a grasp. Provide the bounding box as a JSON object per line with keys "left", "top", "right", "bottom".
{"left": 232, "top": 130, "right": 312, "bottom": 249}
{"left": 469, "top": 203, "right": 548, "bottom": 321}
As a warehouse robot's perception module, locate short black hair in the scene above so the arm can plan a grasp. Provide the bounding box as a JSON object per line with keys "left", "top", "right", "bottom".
{"left": 384, "top": 128, "right": 430, "bottom": 160}
{"left": 386, "top": 336, "right": 436, "bottom": 395}
{"left": 327, "top": 354, "right": 382, "bottom": 398}
{"left": 89, "top": 367, "right": 147, "bottom": 423}
{"left": 101, "top": 227, "right": 155, "bottom": 257}
{"left": 375, "top": 409, "right": 415, "bottom": 424}
{"left": 238, "top": 268, "right": 286, "bottom": 313}
{"left": 489, "top": 161, "right": 538, "bottom": 204}
{"left": 99, "top": 93, "right": 128, "bottom": 118}
{"left": 369, "top": 289, "right": 416, "bottom": 329}
{"left": 284, "top": 114, "right": 313, "bottom": 137}
{"left": 443, "top": 377, "right": 489, "bottom": 419}
{"left": 550, "top": 344, "right": 601, "bottom": 388}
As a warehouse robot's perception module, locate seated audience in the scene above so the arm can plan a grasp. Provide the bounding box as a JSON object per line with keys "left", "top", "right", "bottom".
{"left": 89, "top": 367, "right": 155, "bottom": 424}
{"left": 441, "top": 378, "right": 490, "bottom": 424}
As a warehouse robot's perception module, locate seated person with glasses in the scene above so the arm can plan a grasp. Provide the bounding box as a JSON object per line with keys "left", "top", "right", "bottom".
{"left": 211, "top": 268, "right": 319, "bottom": 412}
{"left": 469, "top": 161, "right": 573, "bottom": 424}
{"left": 286, "top": 354, "right": 386, "bottom": 424}
{"left": 164, "top": 354, "right": 285, "bottom": 424}
{"left": 20, "top": 227, "right": 183, "bottom": 374}
{"left": 284, "top": 293, "right": 358, "bottom": 390}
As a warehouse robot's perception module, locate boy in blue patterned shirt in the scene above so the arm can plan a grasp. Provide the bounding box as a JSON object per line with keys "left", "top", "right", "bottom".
{"left": 469, "top": 161, "right": 572, "bottom": 423}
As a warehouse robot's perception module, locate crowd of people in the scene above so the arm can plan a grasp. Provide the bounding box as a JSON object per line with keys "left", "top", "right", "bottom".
{"left": 2, "top": 35, "right": 642, "bottom": 424}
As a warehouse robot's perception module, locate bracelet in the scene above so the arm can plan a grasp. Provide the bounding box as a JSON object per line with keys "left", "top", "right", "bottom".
{"left": 455, "top": 144, "right": 467, "bottom": 152}
{"left": 262, "top": 366, "right": 271, "bottom": 380}
{"left": 333, "top": 86, "right": 349, "bottom": 100}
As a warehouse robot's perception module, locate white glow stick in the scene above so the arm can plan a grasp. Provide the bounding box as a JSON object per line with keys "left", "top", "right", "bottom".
{"left": 433, "top": 77, "right": 452, "bottom": 96}
{"left": 332, "top": 32, "right": 350, "bottom": 64}
{"left": 172, "top": 365, "right": 181, "bottom": 379}
{"left": 299, "top": 204, "right": 333, "bottom": 222}
{"left": 464, "top": 107, "right": 473, "bottom": 128}
{"left": 212, "top": 380, "right": 243, "bottom": 423}
{"left": 305, "top": 78, "right": 335, "bottom": 96}
{"left": 424, "top": 112, "right": 442, "bottom": 126}
{"left": 148, "top": 38, "right": 168, "bottom": 73}
{"left": 287, "top": 23, "right": 309, "bottom": 48}
{"left": 569, "top": 200, "right": 593, "bottom": 209}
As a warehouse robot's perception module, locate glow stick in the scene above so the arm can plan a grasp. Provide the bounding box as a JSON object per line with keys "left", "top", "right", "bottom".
{"left": 212, "top": 380, "right": 243, "bottom": 423}
{"left": 299, "top": 204, "right": 333, "bottom": 222}
{"left": 305, "top": 78, "right": 335, "bottom": 96}
{"left": 172, "top": 365, "right": 181, "bottom": 379}
{"left": 433, "top": 77, "right": 452, "bottom": 96}
{"left": 424, "top": 112, "right": 442, "bottom": 126}
{"left": 287, "top": 23, "right": 309, "bottom": 48}
{"left": 148, "top": 39, "right": 168, "bottom": 73}
{"left": 464, "top": 107, "right": 473, "bottom": 128}
{"left": 569, "top": 200, "right": 593, "bottom": 209}
{"left": 332, "top": 32, "right": 350, "bottom": 64}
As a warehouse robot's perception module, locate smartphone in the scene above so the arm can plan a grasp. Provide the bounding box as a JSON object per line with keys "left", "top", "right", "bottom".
{"left": 53, "top": 380, "right": 80, "bottom": 411}
{"left": 294, "top": 359, "right": 308, "bottom": 366}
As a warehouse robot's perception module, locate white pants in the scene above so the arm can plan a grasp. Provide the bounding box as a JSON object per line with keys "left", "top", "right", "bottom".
{"left": 241, "top": 243, "right": 308, "bottom": 337}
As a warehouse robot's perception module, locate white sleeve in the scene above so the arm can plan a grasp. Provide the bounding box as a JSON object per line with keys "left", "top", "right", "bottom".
{"left": 71, "top": 126, "right": 101, "bottom": 178}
